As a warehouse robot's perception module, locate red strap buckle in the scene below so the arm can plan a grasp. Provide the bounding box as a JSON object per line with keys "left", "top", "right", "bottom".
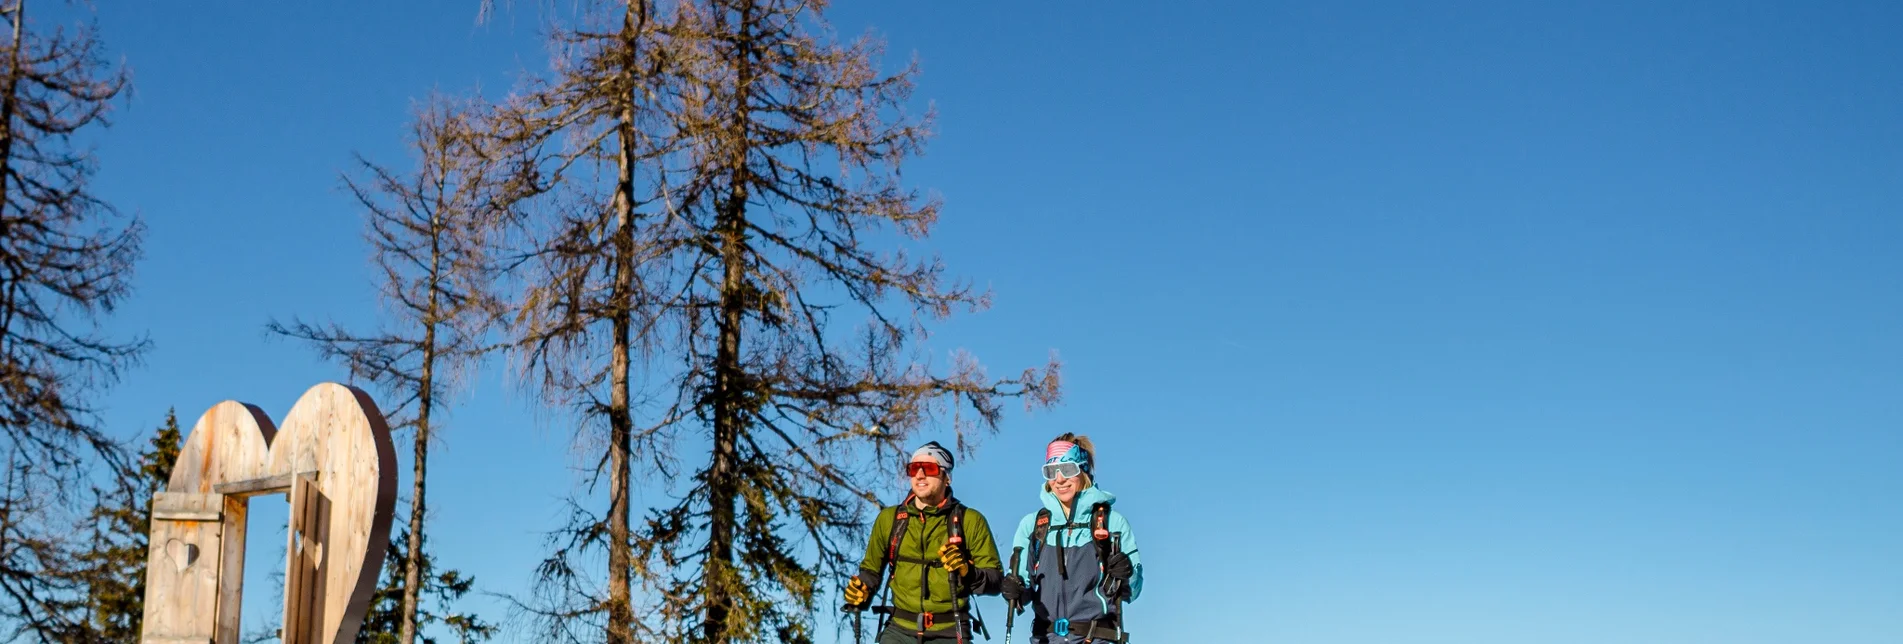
{"left": 921, "top": 611, "right": 934, "bottom": 630}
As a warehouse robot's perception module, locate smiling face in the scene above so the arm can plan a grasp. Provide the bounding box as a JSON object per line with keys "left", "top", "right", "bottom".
{"left": 1048, "top": 470, "right": 1084, "bottom": 505}
{"left": 1042, "top": 438, "right": 1095, "bottom": 507}
{"left": 908, "top": 454, "right": 949, "bottom": 503}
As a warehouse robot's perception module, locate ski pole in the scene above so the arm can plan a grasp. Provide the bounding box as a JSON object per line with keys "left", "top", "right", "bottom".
{"left": 1110, "top": 534, "right": 1129, "bottom": 643}
{"left": 948, "top": 533, "right": 967, "bottom": 644}
{"left": 842, "top": 583, "right": 865, "bottom": 644}
{"left": 1005, "top": 546, "right": 1023, "bottom": 644}
{"left": 846, "top": 603, "right": 863, "bottom": 644}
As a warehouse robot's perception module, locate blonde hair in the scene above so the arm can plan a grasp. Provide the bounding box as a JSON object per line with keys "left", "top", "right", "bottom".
{"left": 1042, "top": 432, "right": 1096, "bottom": 492}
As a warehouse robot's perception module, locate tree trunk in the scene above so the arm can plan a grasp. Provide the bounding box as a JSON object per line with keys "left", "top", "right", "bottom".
{"left": 704, "top": 186, "right": 744, "bottom": 644}
{"left": 604, "top": 6, "right": 643, "bottom": 643}
{"left": 705, "top": 5, "right": 756, "bottom": 637}
{"left": 399, "top": 319, "right": 435, "bottom": 644}
{"left": 0, "top": 1, "right": 27, "bottom": 345}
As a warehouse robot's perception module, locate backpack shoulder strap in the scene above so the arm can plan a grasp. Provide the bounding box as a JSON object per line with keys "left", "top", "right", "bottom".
{"left": 885, "top": 502, "right": 914, "bottom": 566}
{"left": 1027, "top": 508, "right": 1053, "bottom": 576}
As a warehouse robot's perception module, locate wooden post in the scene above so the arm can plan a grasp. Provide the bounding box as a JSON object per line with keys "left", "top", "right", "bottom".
{"left": 283, "top": 473, "right": 324, "bottom": 644}
{"left": 214, "top": 494, "right": 247, "bottom": 643}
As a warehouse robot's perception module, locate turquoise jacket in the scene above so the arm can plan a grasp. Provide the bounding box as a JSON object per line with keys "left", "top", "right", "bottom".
{"left": 1008, "top": 485, "right": 1143, "bottom": 638}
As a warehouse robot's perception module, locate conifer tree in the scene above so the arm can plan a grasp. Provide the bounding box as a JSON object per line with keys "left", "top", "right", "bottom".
{"left": 63, "top": 410, "right": 181, "bottom": 642}
{"left": 357, "top": 527, "right": 496, "bottom": 644}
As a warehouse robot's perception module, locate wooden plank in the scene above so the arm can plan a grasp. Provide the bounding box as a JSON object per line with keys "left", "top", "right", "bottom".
{"left": 283, "top": 473, "right": 322, "bottom": 644}
{"left": 153, "top": 492, "right": 222, "bottom": 515}
{"left": 151, "top": 509, "right": 221, "bottom": 522}
{"left": 151, "top": 492, "right": 222, "bottom": 522}
{"left": 212, "top": 470, "right": 321, "bottom": 497}
{"left": 213, "top": 495, "right": 247, "bottom": 644}
{"left": 211, "top": 473, "right": 292, "bottom": 496}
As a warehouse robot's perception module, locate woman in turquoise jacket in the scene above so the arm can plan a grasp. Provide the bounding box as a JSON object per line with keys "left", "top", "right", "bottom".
{"left": 1002, "top": 434, "right": 1143, "bottom": 644}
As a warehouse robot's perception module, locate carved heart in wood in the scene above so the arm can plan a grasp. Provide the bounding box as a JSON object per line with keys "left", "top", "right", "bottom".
{"left": 165, "top": 539, "right": 198, "bottom": 571}
{"left": 296, "top": 530, "right": 327, "bottom": 568}
{"left": 165, "top": 383, "right": 396, "bottom": 644}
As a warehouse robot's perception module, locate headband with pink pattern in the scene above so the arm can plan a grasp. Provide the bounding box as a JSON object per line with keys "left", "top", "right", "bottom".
{"left": 1044, "top": 440, "right": 1092, "bottom": 474}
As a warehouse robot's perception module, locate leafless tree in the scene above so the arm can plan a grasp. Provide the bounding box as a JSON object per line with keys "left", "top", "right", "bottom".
{"left": 480, "top": 2, "right": 1060, "bottom": 642}
{"left": 0, "top": 0, "right": 144, "bottom": 638}
{"left": 479, "top": 2, "right": 685, "bottom": 640}
{"left": 618, "top": 2, "right": 1061, "bottom": 642}
{"left": 270, "top": 95, "right": 515, "bottom": 644}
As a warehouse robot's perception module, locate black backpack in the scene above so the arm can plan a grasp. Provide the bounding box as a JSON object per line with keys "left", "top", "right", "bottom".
{"left": 1026, "top": 501, "right": 1120, "bottom": 599}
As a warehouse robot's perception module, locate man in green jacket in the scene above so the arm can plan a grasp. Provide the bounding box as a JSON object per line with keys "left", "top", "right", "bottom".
{"left": 845, "top": 442, "right": 1004, "bottom": 643}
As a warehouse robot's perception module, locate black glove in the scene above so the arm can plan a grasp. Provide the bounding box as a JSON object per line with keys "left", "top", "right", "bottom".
{"left": 1100, "top": 550, "right": 1134, "bottom": 599}
{"left": 1001, "top": 574, "right": 1028, "bottom": 608}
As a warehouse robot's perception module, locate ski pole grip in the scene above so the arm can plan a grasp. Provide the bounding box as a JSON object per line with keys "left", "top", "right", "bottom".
{"left": 1008, "top": 546, "right": 1024, "bottom": 611}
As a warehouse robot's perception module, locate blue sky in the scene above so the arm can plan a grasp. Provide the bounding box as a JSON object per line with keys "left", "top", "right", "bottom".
{"left": 44, "top": 1, "right": 1903, "bottom": 642}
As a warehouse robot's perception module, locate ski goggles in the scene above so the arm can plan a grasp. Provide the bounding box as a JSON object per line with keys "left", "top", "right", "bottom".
{"left": 1041, "top": 461, "right": 1085, "bottom": 481}
{"left": 905, "top": 461, "right": 945, "bottom": 477}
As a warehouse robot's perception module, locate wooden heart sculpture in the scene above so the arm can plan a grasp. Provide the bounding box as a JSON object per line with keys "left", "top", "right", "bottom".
{"left": 141, "top": 383, "right": 396, "bottom": 644}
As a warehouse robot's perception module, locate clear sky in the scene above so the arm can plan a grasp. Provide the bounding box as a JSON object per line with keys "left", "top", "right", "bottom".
{"left": 42, "top": 1, "right": 1903, "bottom": 642}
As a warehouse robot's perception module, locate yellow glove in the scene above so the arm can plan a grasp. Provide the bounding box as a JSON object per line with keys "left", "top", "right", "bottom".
{"left": 844, "top": 577, "right": 871, "bottom": 607}
{"left": 938, "top": 541, "right": 972, "bottom": 577}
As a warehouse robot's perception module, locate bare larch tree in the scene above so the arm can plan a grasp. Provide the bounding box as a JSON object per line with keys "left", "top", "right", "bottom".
{"left": 270, "top": 96, "right": 510, "bottom": 644}
{"left": 0, "top": 0, "right": 144, "bottom": 639}
{"left": 487, "top": 2, "right": 1060, "bottom": 642}
{"left": 478, "top": 2, "right": 687, "bottom": 642}
{"left": 620, "top": 2, "right": 1062, "bottom": 642}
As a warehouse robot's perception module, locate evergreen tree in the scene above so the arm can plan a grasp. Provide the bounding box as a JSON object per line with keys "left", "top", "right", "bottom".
{"left": 63, "top": 410, "right": 182, "bottom": 642}
{"left": 357, "top": 526, "right": 495, "bottom": 644}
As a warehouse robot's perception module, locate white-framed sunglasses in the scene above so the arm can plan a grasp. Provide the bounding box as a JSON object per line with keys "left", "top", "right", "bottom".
{"left": 1041, "top": 462, "right": 1084, "bottom": 481}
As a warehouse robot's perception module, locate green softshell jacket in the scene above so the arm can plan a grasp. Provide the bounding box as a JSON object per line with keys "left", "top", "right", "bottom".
{"left": 855, "top": 497, "right": 1004, "bottom": 635}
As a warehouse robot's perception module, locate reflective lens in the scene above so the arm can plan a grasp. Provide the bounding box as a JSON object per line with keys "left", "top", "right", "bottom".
{"left": 1041, "top": 462, "right": 1082, "bottom": 481}
{"left": 906, "top": 461, "right": 943, "bottom": 477}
